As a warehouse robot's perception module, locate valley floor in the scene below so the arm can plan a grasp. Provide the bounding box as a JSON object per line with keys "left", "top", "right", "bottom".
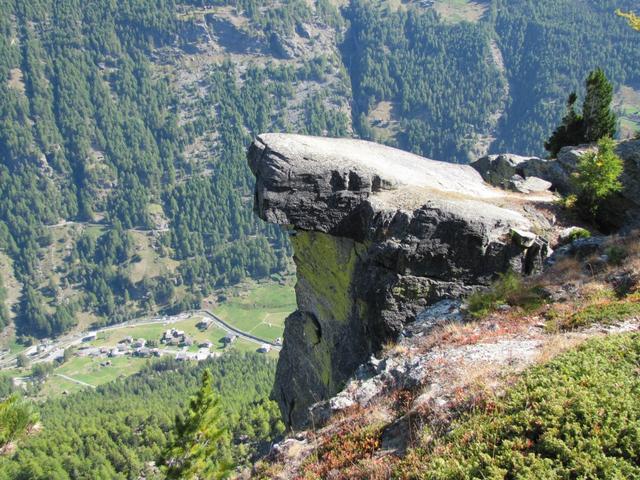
{"left": 1, "top": 281, "right": 295, "bottom": 399}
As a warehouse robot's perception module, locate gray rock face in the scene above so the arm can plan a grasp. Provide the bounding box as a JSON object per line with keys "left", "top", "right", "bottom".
{"left": 471, "top": 153, "right": 571, "bottom": 194}
{"left": 248, "top": 134, "right": 551, "bottom": 429}
{"left": 474, "top": 140, "right": 640, "bottom": 216}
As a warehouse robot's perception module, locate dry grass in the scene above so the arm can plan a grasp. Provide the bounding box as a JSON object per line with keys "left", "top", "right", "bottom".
{"left": 542, "top": 257, "right": 583, "bottom": 284}
{"left": 535, "top": 335, "right": 586, "bottom": 364}
{"left": 581, "top": 281, "right": 616, "bottom": 302}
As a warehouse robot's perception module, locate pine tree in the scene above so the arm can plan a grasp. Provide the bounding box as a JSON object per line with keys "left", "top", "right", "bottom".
{"left": 0, "top": 394, "right": 39, "bottom": 454}
{"left": 582, "top": 68, "right": 617, "bottom": 143}
{"left": 163, "top": 370, "right": 232, "bottom": 480}
{"left": 573, "top": 136, "right": 623, "bottom": 218}
{"left": 545, "top": 92, "right": 585, "bottom": 156}
{"left": 545, "top": 69, "right": 617, "bottom": 156}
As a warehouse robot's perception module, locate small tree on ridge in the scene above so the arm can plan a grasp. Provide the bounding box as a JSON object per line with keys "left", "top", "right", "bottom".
{"left": 573, "top": 136, "right": 623, "bottom": 218}
{"left": 582, "top": 68, "right": 617, "bottom": 143}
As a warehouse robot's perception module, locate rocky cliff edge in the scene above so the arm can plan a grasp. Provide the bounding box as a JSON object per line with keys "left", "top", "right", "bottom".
{"left": 248, "top": 134, "right": 554, "bottom": 428}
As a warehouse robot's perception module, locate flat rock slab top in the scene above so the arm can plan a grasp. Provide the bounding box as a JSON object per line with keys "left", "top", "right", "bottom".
{"left": 252, "top": 133, "right": 502, "bottom": 199}
{"left": 249, "top": 134, "right": 542, "bottom": 236}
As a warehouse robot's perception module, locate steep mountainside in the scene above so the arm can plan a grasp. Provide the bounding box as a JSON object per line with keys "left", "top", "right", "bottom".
{"left": 1, "top": 0, "right": 639, "bottom": 343}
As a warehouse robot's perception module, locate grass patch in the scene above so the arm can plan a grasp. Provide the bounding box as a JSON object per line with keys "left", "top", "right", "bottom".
{"left": 128, "top": 230, "right": 178, "bottom": 283}
{"left": 561, "top": 227, "right": 591, "bottom": 244}
{"left": 396, "top": 333, "right": 640, "bottom": 479}
{"left": 549, "top": 293, "right": 640, "bottom": 331}
{"left": 90, "top": 323, "right": 168, "bottom": 347}
{"left": 433, "top": 0, "right": 487, "bottom": 24}
{"left": 38, "top": 356, "right": 152, "bottom": 397}
{"left": 467, "top": 271, "right": 545, "bottom": 318}
{"left": 215, "top": 282, "right": 295, "bottom": 342}
{"left": 70, "top": 356, "right": 148, "bottom": 385}
{"left": 38, "top": 374, "right": 85, "bottom": 397}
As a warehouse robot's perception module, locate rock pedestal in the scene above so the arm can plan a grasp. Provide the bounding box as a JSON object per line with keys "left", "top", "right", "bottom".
{"left": 248, "top": 134, "right": 550, "bottom": 428}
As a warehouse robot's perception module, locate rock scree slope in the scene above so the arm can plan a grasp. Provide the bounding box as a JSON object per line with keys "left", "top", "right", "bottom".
{"left": 248, "top": 133, "right": 551, "bottom": 428}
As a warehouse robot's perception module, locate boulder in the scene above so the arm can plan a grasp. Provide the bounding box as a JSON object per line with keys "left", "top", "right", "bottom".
{"left": 470, "top": 154, "right": 534, "bottom": 189}
{"left": 471, "top": 153, "right": 569, "bottom": 194}
{"left": 248, "top": 134, "right": 552, "bottom": 429}
{"left": 509, "top": 176, "right": 553, "bottom": 194}
{"left": 475, "top": 140, "right": 640, "bottom": 210}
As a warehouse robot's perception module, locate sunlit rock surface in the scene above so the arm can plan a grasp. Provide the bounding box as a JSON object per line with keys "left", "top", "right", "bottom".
{"left": 248, "top": 134, "right": 551, "bottom": 428}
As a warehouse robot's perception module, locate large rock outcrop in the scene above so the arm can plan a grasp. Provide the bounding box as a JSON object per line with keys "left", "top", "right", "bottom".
{"left": 472, "top": 139, "right": 640, "bottom": 219}
{"left": 248, "top": 134, "right": 551, "bottom": 429}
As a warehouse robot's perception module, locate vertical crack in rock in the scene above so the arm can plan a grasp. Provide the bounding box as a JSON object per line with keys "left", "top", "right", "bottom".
{"left": 247, "top": 133, "right": 551, "bottom": 429}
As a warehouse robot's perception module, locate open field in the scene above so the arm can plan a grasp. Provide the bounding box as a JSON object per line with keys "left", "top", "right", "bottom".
{"left": 367, "top": 100, "right": 401, "bottom": 144}
{"left": 56, "top": 355, "right": 147, "bottom": 386}
{"left": 129, "top": 230, "right": 178, "bottom": 283}
{"left": 3, "top": 280, "right": 289, "bottom": 398}
{"left": 434, "top": 0, "right": 487, "bottom": 24}
{"left": 614, "top": 85, "right": 640, "bottom": 139}
{"left": 214, "top": 281, "right": 296, "bottom": 342}
{"left": 38, "top": 374, "right": 86, "bottom": 397}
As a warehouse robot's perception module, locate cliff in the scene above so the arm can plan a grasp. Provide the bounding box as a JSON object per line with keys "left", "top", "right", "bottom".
{"left": 248, "top": 134, "right": 554, "bottom": 428}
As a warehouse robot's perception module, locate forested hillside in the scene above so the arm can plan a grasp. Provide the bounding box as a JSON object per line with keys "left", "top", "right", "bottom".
{"left": 343, "top": 0, "right": 505, "bottom": 161}
{"left": 491, "top": 0, "right": 640, "bottom": 154}
{"left": 345, "top": 0, "right": 640, "bottom": 161}
{"left": 0, "top": 352, "right": 283, "bottom": 479}
{"left": 1, "top": 0, "right": 639, "bottom": 341}
{"left": 0, "top": 0, "right": 339, "bottom": 339}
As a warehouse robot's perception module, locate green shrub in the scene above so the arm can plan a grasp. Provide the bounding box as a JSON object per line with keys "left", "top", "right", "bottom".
{"left": 0, "top": 394, "right": 39, "bottom": 451}
{"left": 546, "top": 293, "right": 640, "bottom": 331}
{"left": 573, "top": 136, "right": 623, "bottom": 218}
{"left": 396, "top": 333, "right": 640, "bottom": 479}
{"left": 605, "top": 245, "right": 628, "bottom": 265}
{"left": 467, "top": 271, "right": 544, "bottom": 318}
{"left": 566, "top": 227, "right": 591, "bottom": 243}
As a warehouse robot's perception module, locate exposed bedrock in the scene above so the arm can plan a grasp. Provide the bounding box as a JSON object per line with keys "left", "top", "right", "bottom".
{"left": 247, "top": 133, "right": 551, "bottom": 429}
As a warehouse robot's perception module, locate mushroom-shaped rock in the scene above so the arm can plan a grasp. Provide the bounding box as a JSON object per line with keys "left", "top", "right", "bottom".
{"left": 248, "top": 134, "right": 550, "bottom": 428}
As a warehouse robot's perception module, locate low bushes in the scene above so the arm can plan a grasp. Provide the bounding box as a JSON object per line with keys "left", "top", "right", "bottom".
{"left": 396, "top": 333, "right": 640, "bottom": 479}
{"left": 467, "top": 271, "right": 545, "bottom": 318}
